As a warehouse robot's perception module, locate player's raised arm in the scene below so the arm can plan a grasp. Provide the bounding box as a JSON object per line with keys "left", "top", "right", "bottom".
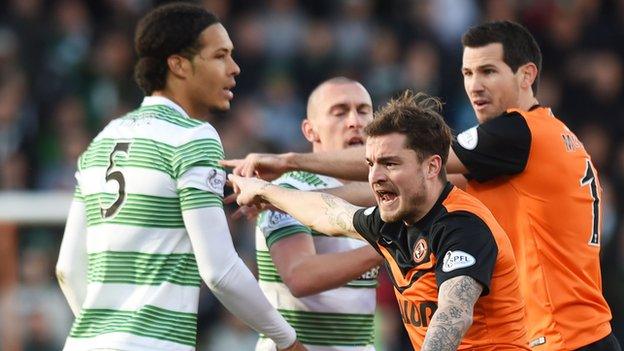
{"left": 320, "top": 181, "right": 375, "bottom": 207}
{"left": 229, "top": 174, "right": 363, "bottom": 240}
{"left": 221, "top": 146, "right": 368, "bottom": 181}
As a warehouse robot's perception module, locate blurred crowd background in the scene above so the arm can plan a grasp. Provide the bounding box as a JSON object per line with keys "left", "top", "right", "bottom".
{"left": 0, "top": 0, "right": 622, "bottom": 350}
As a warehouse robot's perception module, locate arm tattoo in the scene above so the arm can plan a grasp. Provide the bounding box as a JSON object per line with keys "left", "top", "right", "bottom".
{"left": 422, "top": 275, "right": 483, "bottom": 351}
{"left": 259, "top": 182, "right": 273, "bottom": 192}
{"left": 320, "top": 193, "right": 356, "bottom": 233}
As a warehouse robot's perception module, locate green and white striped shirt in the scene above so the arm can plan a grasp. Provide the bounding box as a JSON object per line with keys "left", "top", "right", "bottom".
{"left": 63, "top": 96, "right": 226, "bottom": 351}
{"left": 256, "top": 172, "right": 378, "bottom": 351}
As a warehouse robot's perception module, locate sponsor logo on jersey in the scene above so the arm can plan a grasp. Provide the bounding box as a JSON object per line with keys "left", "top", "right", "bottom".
{"left": 398, "top": 299, "right": 438, "bottom": 327}
{"left": 269, "top": 211, "right": 289, "bottom": 227}
{"left": 442, "top": 250, "right": 476, "bottom": 272}
{"left": 413, "top": 238, "right": 428, "bottom": 263}
{"left": 206, "top": 168, "right": 224, "bottom": 192}
{"left": 457, "top": 126, "right": 479, "bottom": 150}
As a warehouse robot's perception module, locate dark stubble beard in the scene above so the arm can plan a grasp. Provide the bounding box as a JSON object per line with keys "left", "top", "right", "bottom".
{"left": 395, "top": 174, "right": 428, "bottom": 225}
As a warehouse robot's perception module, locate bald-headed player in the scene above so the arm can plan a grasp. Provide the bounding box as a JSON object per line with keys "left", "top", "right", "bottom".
{"left": 254, "top": 77, "right": 383, "bottom": 351}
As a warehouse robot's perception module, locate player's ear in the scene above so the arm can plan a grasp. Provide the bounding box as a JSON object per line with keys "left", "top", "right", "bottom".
{"left": 519, "top": 62, "right": 538, "bottom": 91}
{"left": 425, "top": 155, "right": 443, "bottom": 180}
{"left": 301, "top": 118, "right": 320, "bottom": 143}
{"left": 167, "top": 54, "right": 190, "bottom": 79}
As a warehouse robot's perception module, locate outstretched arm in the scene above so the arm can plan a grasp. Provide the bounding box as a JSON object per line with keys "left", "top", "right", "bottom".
{"left": 220, "top": 146, "right": 467, "bottom": 183}
{"left": 229, "top": 174, "right": 363, "bottom": 239}
{"left": 321, "top": 181, "right": 375, "bottom": 207}
{"left": 220, "top": 146, "right": 368, "bottom": 181}
{"left": 422, "top": 275, "right": 483, "bottom": 351}
{"left": 270, "top": 233, "right": 382, "bottom": 297}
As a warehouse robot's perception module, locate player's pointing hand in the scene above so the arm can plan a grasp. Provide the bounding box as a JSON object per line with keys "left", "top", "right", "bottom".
{"left": 228, "top": 174, "right": 272, "bottom": 207}
{"left": 220, "top": 152, "right": 292, "bottom": 180}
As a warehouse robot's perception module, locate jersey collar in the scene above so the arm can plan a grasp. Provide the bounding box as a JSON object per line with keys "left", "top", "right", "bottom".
{"left": 141, "top": 96, "right": 191, "bottom": 119}
{"left": 412, "top": 182, "right": 454, "bottom": 231}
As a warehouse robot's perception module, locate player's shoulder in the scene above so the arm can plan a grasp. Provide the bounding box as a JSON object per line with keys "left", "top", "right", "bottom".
{"left": 134, "top": 102, "right": 205, "bottom": 129}
{"left": 183, "top": 121, "right": 221, "bottom": 143}
{"left": 456, "top": 110, "right": 529, "bottom": 150}
{"left": 505, "top": 106, "right": 562, "bottom": 127}
{"left": 487, "top": 110, "right": 528, "bottom": 129}
{"left": 430, "top": 208, "right": 496, "bottom": 251}
{"left": 132, "top": 101, "right": 219, "bottom": 145}
{"left": 166, "top": 121, "right": 223, "bottom": 153}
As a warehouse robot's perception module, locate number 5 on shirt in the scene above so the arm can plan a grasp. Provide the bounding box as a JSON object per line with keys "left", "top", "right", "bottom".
{"left": 101, "top": 142, "right": 132, "bottom": 219}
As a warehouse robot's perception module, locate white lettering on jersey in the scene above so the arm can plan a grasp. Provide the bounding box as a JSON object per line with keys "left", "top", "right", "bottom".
{"left": 457, "top": 127, "right": 479, "bottom": 150}
{"left": 442, "top": 250, "right": 476, "bottom": 272}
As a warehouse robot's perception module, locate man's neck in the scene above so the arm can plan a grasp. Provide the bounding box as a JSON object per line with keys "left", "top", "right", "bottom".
{"left": 152, "top": 89, "right": 212, "bottom": 121}
{"left": 518, "top": 93, "right": 540, "bottom": 111}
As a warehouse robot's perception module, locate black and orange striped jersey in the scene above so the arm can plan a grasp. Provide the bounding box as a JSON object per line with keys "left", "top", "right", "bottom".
{"left": 452, "top": 106, "right": 613, "bottom": 350}
{"left": 353, "top": 183, "right": 528, "bottom": 350}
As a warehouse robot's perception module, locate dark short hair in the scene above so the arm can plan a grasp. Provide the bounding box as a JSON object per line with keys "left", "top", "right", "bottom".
{"left": 134, "top": 2, "right": 220, "bottom": 95}
{"left": 365, "top": 91, "right": 451, "bottom": 179}
{"left": 462, "top": 20, "right": 542, "bottom": 94}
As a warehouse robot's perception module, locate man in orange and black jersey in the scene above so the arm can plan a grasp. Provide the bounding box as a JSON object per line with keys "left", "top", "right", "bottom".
{"left": 352, "top": 183, "right": 528, "bottom": 350}
{"left": 228, "top": 91, "right": 529, "bottom": 351}
{"left": 447, "top": 21, "right": 620, "bottom": 351}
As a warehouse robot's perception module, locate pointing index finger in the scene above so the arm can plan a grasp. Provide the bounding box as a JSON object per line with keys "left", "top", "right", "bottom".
{"left": 219, "top": 159, "right": 242, "bottom": 168}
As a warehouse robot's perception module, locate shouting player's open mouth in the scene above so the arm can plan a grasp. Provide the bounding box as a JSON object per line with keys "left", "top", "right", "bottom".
{"left": 376, "top": 189, "right": 398, "bottom": 206}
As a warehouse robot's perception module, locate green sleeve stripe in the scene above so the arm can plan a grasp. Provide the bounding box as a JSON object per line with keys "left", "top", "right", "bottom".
{"left": 74, "top": 185, "right": 84, "bottom": 202}
{"left": 346, "top": 280, "right": 378, "bottom": 288}
{"left": 179, "top": 188, "right": 223, "bottom": 211}
{"left": 266, "top": 225, "right": 311, "bottom": 248}
{"left": 256, "top": 250, "right": 282, "bottom": 282}
{"left": 176, "top": 138, "right": 223, "bottom": 154}
{"left": 173, "top": 139, "right": 225, "bottom": 178}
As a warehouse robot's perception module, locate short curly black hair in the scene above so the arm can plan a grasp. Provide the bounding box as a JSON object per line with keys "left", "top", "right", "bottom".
{"left": 134, "top": 2, "right": 220, "bottom": 95}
